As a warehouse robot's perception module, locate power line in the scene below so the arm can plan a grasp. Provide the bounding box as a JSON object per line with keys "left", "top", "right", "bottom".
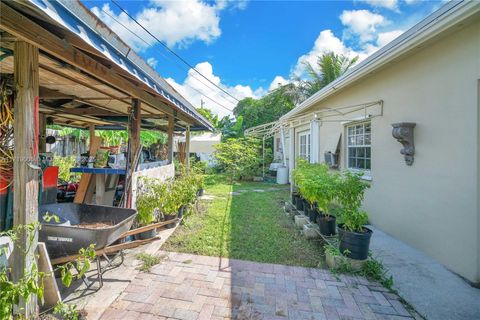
{"left": 100, "top": 5, "right": 235, "bottom": 113}
{"left": 110, "top": 0, "right": 240, "bottom": 103}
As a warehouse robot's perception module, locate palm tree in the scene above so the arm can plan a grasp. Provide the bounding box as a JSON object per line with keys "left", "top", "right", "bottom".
{"left": 294, "top": 52, "right": 359, "bottom": 101}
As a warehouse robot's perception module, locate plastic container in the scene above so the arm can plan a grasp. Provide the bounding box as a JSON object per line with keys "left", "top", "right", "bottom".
{"left": 276, "top": 166, "right": 289, "bottom": 184}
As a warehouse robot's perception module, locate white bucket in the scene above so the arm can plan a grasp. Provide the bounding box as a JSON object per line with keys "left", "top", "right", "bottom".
{"left": 276, "top": 166, "right": 289, "bottom": 185}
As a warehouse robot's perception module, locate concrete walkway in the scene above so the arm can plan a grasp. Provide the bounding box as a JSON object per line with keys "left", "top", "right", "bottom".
{"left": 369, "top": 226, "right": 480, "bottom": 320}
{"left": 100, "top": 251, "right": 418, "bottom": 320}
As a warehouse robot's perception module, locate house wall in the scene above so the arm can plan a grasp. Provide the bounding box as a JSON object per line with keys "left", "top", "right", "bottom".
{"left": 290, "top": 20, "right": 480, "bottom": 283}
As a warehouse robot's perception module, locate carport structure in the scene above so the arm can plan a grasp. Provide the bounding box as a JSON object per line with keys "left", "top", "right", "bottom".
{"left": 0, "top": 0, "right": 212, "bottom": 316}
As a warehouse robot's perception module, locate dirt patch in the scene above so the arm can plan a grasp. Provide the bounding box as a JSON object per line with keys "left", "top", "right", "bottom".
{"left": 75, "top": 222, "right": 112, "bottom": 229}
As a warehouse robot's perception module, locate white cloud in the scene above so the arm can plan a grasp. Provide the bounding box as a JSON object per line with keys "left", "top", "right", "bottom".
{"left": 340, "top": 9, "right": 388, "bottom": 43}
{"left": 361, "top": 0, "right": 399, "bottom": 11}
{"left": 147, "top": 57, "right": 158, "bottom": 68}
{"left": 376, "top": 30, "right": 403, "bottom": 47}
{"left": 166, "top": 62, "right": 262, "bottom": 118}
{"left": 269, "top": 76, "right": 289, "bottom": 91}
{"left": 91, "top": 0, "right": 233, "bottom": 50}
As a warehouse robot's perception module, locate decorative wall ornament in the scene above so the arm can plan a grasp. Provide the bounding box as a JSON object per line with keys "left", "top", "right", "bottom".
{"left": 392, "top": 122, "right": 416, "bottom": 165}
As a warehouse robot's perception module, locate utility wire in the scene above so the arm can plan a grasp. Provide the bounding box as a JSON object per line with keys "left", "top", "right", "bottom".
{"left": 110, "top": 0, "right": 240, "bottom": 104}
{"left": 100, "top": 6, "right": 235, "bottom": 113}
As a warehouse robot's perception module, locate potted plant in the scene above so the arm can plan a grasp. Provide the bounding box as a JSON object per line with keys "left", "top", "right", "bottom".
{"left": 292, "top": 159, "right": 309, "bottom": 212}
{"left": 135, "top": 178, "right": 162, "bottom": 239}
{"left": 315, "top": 164, "right": 339, "bottom": 236}
{"left": 160, "top": 180, "right": 181, "bottom": 228}
{"left": 196, "top": 173, "right": 205, "bottom": 197}
{"left": 298, "top": 173, "right": 318, "bottom": 223}
{"left": 337, "top": 171, "right": 371, "bottom": 260}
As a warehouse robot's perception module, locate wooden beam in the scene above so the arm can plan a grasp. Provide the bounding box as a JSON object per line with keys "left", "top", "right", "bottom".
{"left": 126, "top": 99, "right": 141, "bottom": 208}
{"left": 167, "top": 115, "right": 174, "bottom": 164}
{"left": 0, "top": 3, "right": 182, "bottom": 118}
{"left": 38, "top": 113, "right": 46, "bottom": 153}
{"left": 185, "top": 125, "right": 191, "bottom": 169}
{"left": 51, "top": 106, "right": 123, "bottom": 117}
{"left": 13, "top": 40, "right": 39, "bottom": 318}
{"left": 39, "top": 86, "right": 74, "bottom": 99}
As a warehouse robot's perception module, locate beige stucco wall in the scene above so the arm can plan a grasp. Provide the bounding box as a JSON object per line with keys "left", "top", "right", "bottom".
{"left": 290, "top": 20, "right": 480, "bottom": 283}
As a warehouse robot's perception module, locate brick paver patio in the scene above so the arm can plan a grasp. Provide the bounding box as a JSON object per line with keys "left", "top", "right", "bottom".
{"left": 100, "top": 251, "right": 417, "bottom": 320}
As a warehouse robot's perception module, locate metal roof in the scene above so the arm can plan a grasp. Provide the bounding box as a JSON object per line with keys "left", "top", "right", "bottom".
{"left": 25, "top": 0, "right": 214, "bottom": 131}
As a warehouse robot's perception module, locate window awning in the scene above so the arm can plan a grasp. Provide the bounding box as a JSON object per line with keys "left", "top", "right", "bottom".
{"left": 324, "top": 132, "right": 342, "bottom": 154}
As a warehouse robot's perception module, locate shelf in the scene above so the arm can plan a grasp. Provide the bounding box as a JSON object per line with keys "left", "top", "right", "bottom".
{"left": 70, "top": 167, "right": 126, "bottom": 175}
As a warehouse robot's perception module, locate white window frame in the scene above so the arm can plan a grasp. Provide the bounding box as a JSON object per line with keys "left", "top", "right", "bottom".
{"left": 345, "top": 121, "right": 371, "bottom": 180}
{"left": 298, "top": 131, "right": 311, "bottom": 161}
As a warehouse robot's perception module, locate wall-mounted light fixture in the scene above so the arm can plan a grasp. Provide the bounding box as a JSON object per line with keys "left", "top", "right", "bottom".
{"left": 392, "top": 122, "right": 416, "bottom": 166}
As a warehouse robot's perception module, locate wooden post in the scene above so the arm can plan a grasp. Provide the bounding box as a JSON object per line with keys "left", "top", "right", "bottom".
{"left": 127, "top": 99, "right": 141, "bottom": 208}
{"left": 13, "top": 41, "right": 39, "bottom": 317}
{"left": 167, "top": 115, "right": 174, "bottom": 164}
{"left": 129, "top": 99, "right": 141, "bottom": 166}
{"left": 38, "top": 113, "right": 46, "bottom": 153}
{"left": 89, "top": 124, "right": 95, "bottom": 147}
{"left": 185, "top": 125, "right": 191, "bottom": 169}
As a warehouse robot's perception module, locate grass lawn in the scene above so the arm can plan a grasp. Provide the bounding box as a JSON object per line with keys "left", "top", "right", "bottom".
{"left": 163, "top": 175, "right": 325, "bottom": 268}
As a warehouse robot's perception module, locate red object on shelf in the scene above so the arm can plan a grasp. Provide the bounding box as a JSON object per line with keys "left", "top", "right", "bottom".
{"left": 43, "top": 166, "right": 58, "bottom": 189}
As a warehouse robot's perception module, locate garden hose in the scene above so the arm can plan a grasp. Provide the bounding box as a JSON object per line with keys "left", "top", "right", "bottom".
{"left": 0, "top": 79, "right": 14, "bottom": 191}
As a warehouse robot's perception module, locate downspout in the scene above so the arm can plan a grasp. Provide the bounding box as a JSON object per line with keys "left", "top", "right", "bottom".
{"left": 262, "top": 136, "right": 265, "bottom": 179}
{"left": 280, "top": 126, "right": 287, "bottom": 167}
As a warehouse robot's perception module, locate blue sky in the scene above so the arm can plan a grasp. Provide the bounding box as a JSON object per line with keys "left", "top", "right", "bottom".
{"left": 86, "top": 0, "right": 442, "bottom": 117}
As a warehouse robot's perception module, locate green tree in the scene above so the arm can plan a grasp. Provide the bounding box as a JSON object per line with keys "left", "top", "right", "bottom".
{"left": 196, "top": 107, "right": 219, "bottom": 129}
{"left": 213, "top": 137, "right": 262, "bottom": 182}
{"left": 300, "top": 52, "right": 358, "bottom": 98}
{"left": 233, "top": 85, "right": 295, "bottom": 130}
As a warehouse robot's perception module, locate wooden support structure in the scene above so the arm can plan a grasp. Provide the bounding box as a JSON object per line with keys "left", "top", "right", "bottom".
{"left": 185, "top": 125, "right": 191, "bottom": 168}
{"left": 0, "top": 2, "right": 199, "bottom": 126}
{"left": 126, "top": 98, "right": 141, "bottom": 208}
{"left": 38, "top": 113, "right": 46, "bottom": 153}
{"left": 13, "top": 40, "right": 39, "bottom": 318}
{"left": 74, "top": 135, "right": 101, "bottom": 203}
{"left": 167, "top": 115, "right": 174, "bottom": 164}
{"left": 129, "top": 99, "right": 141, "bottom": 166}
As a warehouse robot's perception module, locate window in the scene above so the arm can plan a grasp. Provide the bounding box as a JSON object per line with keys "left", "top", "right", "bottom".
{"left": 346, "top": 122, "right": 371, "bottom": 171}
{"left": 299, "top": 132, "right": 311, "bottom": 161}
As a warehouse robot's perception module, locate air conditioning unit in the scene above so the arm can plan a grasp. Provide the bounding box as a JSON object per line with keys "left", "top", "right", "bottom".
{"left": 324, "top": 151, "right": 338, "bottom": 168}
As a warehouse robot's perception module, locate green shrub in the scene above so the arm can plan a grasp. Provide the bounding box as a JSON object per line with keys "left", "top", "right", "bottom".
{"left": 292, "top": 160, "right": 339, "bottom": 216}
{"left": 213, "top": 137, "right": 262, "bottom": 182}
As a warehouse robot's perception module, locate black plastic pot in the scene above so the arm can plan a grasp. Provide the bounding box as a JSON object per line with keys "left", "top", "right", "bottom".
{"left": 295, "top": 196, "right": 304, "bottom": 211}
{"left": 163, "top": 214, "right": 177, "bottom": 229}
{"left": 134, "top": 228, "right": 157, "bottom": 240}
{"left": 338, "top": 224, "right": 372, "bottom": 260}
{"left": 291, "top": 192, "right": 300, "bottom": 205}
{"left": 317, "top": 214, "right": 336, "bottom": 236}
{"left": 197, "top": 188, "right": 205, "bottom": 197}
{"left": 306, "top": 206, "right": 318, "bottom": 223}
{"left": 302, "top": 199, "right": 309, "bottom": 213}
{"left": 177, "top": 205, "right": 186, "bottom": 219}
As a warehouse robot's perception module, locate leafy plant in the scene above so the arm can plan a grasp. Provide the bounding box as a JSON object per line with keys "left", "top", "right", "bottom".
{"left": 337, "top": 170, "right": 370, "bottom": 232}
{"left": 136, "top": 253, "right": 166, "bottom": 272}
{"left": 53, "top": 156, "right": 80, "bottom": 182}
{"left": 213, "top": 137, "right": 262, "bottom": 182}
{"left": 136, "top": 177, "right": 165, "bottom": 226}
{"left": 0, "top": 223, "right": 95, "bottom": 319}
{"left": 292, "top": 160, "right": 339, "bottom": 216}
{"left": 53, "top": 301, "right": 80, "bottom": 320}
